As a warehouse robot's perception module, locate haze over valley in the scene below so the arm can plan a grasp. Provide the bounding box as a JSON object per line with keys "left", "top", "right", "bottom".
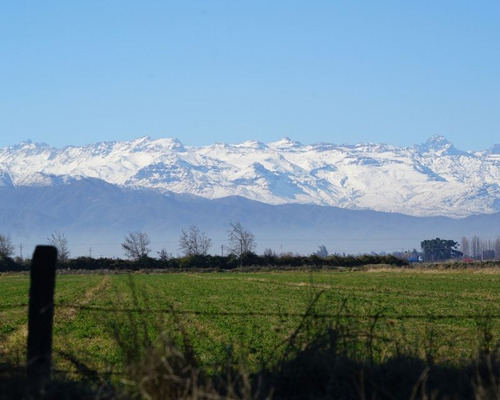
{"left": 1, "top": 135, "right": 499, "bottom": 257}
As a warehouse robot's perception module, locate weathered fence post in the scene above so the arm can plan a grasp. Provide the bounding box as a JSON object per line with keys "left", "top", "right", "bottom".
{"left": 27, "top": 245, "right": 57, "bottom": 386}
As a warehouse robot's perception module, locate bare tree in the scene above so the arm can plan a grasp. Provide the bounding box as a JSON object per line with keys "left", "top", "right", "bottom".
{"left": 157, "top": 248, "right": 170, "bottom": 261}
{"left": 47, "top": 231, "right": 70, "bottom": 263}
{"left": 263, "top": 248, "right": 276, "bottom": 257}
{"left": 122, "top": 231, "right": 151, "bottom": 259}
{"left": 471, "top": 235, "right": 481, "bottom": 259}
{"left": 179, "top": 225, "right": 212, "bottom": 256}
{"left": 227, "top": 222, "right": 256, "bottom": 256}
{"left": 460, "top": 237, "right": 470, "bottom": 258}
{"left": 482, "top": 238, "right": 492, "bottom": 251}
{"left": 314, "top": 244, "right": 329, "bottom": 258}
{"left": 0, "top": 233, "right": 15, "bottom": 259}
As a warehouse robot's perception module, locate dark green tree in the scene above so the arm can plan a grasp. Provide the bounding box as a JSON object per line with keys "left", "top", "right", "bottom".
{"left": 420, "top": 238, "right": 459, "bottom": 262}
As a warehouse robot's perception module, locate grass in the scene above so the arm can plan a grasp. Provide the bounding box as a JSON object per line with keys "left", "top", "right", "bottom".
{"left": 0, "top": 267, "right": 499, "bottom": 398}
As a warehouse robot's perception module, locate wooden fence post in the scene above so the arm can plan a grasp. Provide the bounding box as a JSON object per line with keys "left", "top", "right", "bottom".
{"left": 27, "top": 245, "right": 57, "bottom": 385}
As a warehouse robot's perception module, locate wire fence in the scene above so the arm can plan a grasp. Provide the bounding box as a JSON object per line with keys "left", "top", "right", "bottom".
{"left": 2, "top": 300, "right": 500, "bottom": 381}
{"left": 2, "top": 301, "right": 500, "bottom": 320}
{"left": 59, "top": 304, "right": 500, "bottom": 320}
{"left": 3, "top": 246, "right": 500, "bottom": 393}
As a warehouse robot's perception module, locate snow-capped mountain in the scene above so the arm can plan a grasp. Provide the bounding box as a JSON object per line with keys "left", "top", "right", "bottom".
{"left": 1, "top": 135, "right": 499, "bottom": 218}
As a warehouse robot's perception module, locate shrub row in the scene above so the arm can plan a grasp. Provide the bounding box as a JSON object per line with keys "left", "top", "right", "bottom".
{"left": 0, "top": 256, "right": 28, "bottom": 272}
{"left": 0, "top": 253, "right": 407, "bottom": 272}
{"left": 59, "top": 253, "right": 407, "bottom": 271}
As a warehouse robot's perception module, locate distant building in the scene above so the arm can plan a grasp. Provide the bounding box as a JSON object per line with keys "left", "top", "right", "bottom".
{"left": 400, "top": 249, "right": 422, "bottom": 263}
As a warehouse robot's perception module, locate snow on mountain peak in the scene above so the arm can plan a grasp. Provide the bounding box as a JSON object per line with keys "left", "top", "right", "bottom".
{"left": 235, "top": 140, "right": 268, "bottom": 150}
{"left": 122, "top": 136, "right": 186, "bottom": 153}
{"left": 0, "top": 136, "right": 499, "bottom": 217}
{"left": 426, "top": 134, "right": 450, "bottom": 146}
{"left": 14, "top": 172, "right": 80, "bottom": 187}
{"left": 418, "top": 135, "right": 451, "bottom": 153}
{"left": 489, "top": 144, "right": 500, "bottom": 154}
{"left": 417, "top": 135, "right": 469, "bottom": 156}
{"left": 6, "top": 139, "right": 51, "bottom": 153}
{"left": 19, "top": 139, "right": 34, "bottom": 147}
{"left": 268, "top": 137, "right": 303, "bottom": 149}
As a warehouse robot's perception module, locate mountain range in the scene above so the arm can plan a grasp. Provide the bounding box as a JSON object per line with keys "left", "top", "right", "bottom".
{"left": 1, "top": 135, "right": 499, "bottom": 218}
{"left": 0, "top": 135, "right": 499, "bottom": 257}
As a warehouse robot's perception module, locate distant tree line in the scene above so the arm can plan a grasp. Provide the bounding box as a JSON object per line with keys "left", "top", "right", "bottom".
{"left": 0, "top": 225, "right": 407, "bottom": 271}
{"left": 0, "top": 251, "right": 407, "bottom": 273}
{"left": 8, "top": 227, "right": 500, "bottom": 271}
{"left": 419, "top": 236, "right": 500, "bottom": 262}
{"left": 52, "top": 252, "right": 407, "bottom": 271}
{"left": 460, "top": 235, "right": 500, "bottom": 260}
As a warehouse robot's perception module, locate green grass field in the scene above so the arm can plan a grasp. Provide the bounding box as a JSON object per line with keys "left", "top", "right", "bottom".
{"left": 1, "top": 268, "right": 500, "bottom": 382}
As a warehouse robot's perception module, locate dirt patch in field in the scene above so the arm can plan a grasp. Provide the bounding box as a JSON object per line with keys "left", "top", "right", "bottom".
{"left": 54, "top": 276, "right": 111, "bottom": 322}
{"left": 0, "top": 276, "right": 112, "bottom": 363}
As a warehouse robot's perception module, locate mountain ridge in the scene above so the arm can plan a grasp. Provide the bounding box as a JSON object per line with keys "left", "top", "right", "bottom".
{"left": 1, "top": 135, "right": 499, "bottom": 217}
{"left": 1, "top": 178, "right": 499, "bottom": 257}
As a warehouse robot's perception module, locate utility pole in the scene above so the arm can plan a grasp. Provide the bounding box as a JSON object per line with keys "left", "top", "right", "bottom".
{"left": 221, "top": 245, "right": 224, "bottom": 257}
{"left": 89, "top": 247, "right": 92, "bottom": 258}
{"left": 20, "top": 243, "right": 23, "bottom": 260}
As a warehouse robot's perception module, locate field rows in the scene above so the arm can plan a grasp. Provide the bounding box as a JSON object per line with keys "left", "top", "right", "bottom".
{"left": 1, "top": 269, "right": 499, "bottom": 378}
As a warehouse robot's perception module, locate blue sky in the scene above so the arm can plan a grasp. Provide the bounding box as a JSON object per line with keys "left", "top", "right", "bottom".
{"left": 1, "top": 1, "right": 499, "bottom": 151}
